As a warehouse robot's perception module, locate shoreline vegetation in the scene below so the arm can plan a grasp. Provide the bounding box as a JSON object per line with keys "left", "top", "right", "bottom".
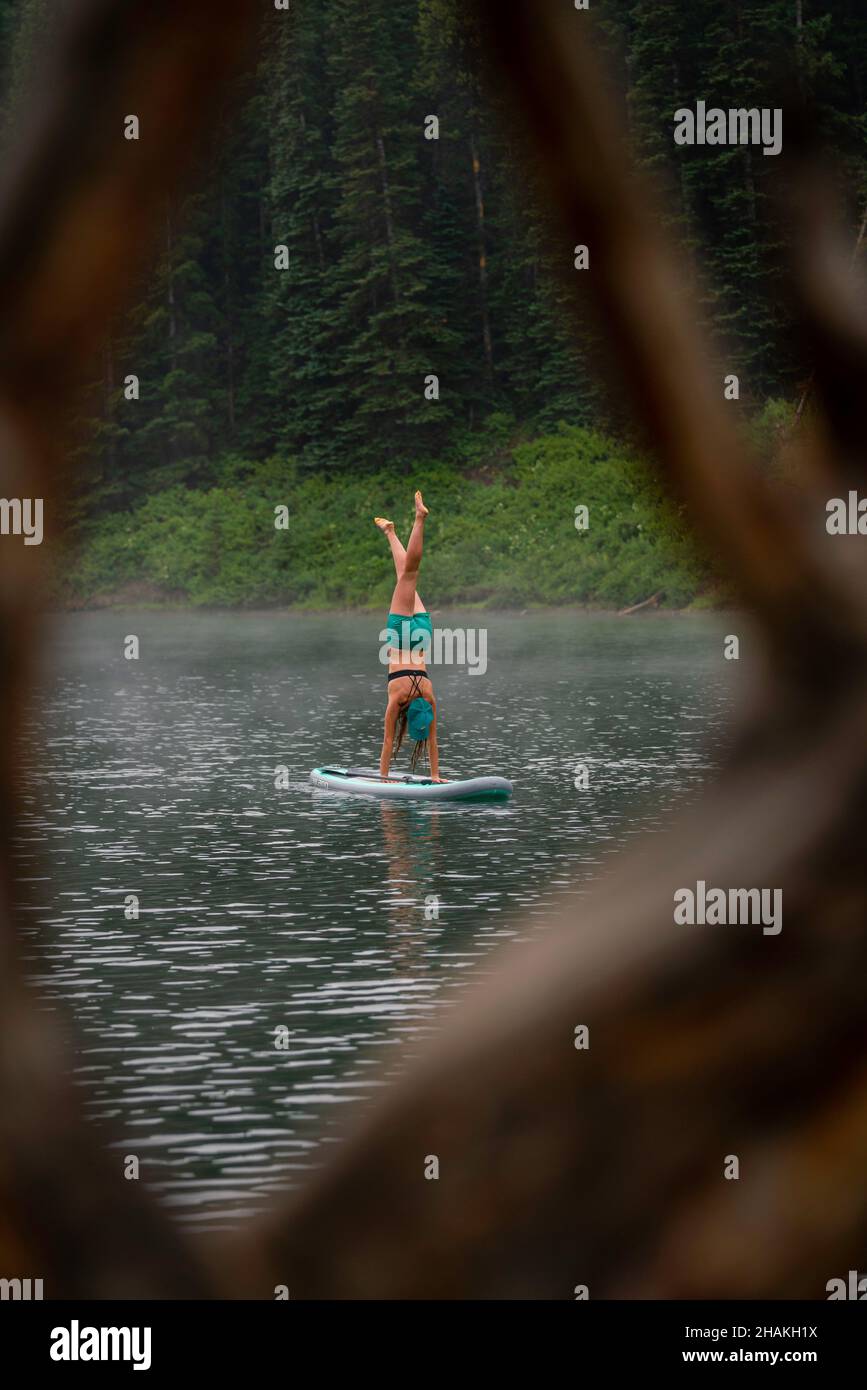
{"left": 53, "top": 422, "right": 730, "bottom": 613}
{"left": 53, "top": 596, "right": 729, "bottom": 617}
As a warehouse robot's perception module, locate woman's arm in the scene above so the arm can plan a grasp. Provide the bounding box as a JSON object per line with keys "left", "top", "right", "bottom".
{"left": 428, "top": 705, "right": 442, "bottom": 781}
{"left": 379, "top": 701, "right": 399, "bottom": 777}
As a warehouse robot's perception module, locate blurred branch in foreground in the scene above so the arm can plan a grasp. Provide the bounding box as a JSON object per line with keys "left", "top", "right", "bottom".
{"left": 2, "top": 0, "right": 867, "bottom": 1300}
{"left": 0, "top": 0, "right": 258, "bottom": 1298}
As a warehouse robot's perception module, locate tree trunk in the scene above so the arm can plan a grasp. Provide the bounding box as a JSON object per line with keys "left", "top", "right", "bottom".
{"left": 103, "top": 329, "right": 117, "bottom": 474}
{"left": 375, "top": 129, "right": 399, "bottom": 304}
{"left": 312, "top": 213, "right": 325, "bottom": 270}
{"left": 165, "top": 199, "right": 177, "bottom": 372}
{"left": 221, "top": 180, "right": 235, "bottom": 433}
{"left": 469, "top": 131, "right": 494, "bottom": 379}
{"left": 0, "top": 0, "right": 259, "bottom": 1301}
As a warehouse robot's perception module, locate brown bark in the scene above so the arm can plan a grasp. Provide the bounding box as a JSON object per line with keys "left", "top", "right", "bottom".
{"left": 794, "top": 202, "right": 867, "bottom": 421}
{"left": 0, "top": 0, "right": 259, "bottom": 1299}
{"left": 3, "top": 0, "right": 867, "bottom": 1304}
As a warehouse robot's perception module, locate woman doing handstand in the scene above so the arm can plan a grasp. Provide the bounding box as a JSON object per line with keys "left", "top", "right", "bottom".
{"left": 375, "top": 491, "right": 442, "bottom": 781}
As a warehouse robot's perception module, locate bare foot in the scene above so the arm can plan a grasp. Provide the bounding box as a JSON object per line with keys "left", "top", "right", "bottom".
{"left": 414, "top": 490, "right": 429, "bottom": 518}
{"left": 374, "top": 516, "right": 394, "bottom": 534}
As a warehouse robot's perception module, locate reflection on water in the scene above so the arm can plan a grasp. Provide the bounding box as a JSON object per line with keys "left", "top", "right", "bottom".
{"left": 16, "top": 610, "right": 738, "bottom": 1229}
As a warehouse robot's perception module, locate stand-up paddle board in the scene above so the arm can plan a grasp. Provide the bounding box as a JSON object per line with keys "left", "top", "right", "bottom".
{"left": 310, "top": 766, "right": 513, "bottom": 801}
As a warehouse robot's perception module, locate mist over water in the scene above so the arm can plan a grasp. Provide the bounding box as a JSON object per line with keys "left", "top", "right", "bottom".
{"left": 17, "top": 610, "right": 737, "bottom": 1230}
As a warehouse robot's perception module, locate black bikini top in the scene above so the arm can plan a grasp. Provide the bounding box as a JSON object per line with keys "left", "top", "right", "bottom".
{"left": 387, "top": 668, "right": 433, "bottom": 701}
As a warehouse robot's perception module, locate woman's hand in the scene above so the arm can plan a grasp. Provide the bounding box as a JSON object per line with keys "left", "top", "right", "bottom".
{"left": 380, "top": 700, "right": 399, "bottom": 777}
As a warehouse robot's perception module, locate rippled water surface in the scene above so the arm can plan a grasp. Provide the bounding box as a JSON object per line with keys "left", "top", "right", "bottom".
{"left": 18, "top": 610, "right": 737, "bottom": 1229}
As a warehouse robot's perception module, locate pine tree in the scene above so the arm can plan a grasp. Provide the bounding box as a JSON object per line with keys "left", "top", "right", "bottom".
{"left": 253, "top": 6, "right": 343, "bottom": 466}
{"left": 322, "top": 0, "right": 461, "bottom": 469}
{"left": 5, "top": 0, "right": 867, "bottom": 518}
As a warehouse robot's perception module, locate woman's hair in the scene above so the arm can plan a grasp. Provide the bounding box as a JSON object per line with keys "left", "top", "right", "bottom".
{"left": 394, "top": 704, "right": 429, "bottom": 772}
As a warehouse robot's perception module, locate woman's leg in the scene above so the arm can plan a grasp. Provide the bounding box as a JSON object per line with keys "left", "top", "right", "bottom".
{"left": 387, "top": 532, "right": 425, "bottom": 613}
{"left": 377, "top": 494, "right": 428, "bottom": 613}
{"left": 379, "top": 523, "right": 407, "bottom": 578}
{"left": 390, "top": 540, "right": 426, "bottom": 612}
{"left": 388, "top": 493, "right": 427, "bottom": 614}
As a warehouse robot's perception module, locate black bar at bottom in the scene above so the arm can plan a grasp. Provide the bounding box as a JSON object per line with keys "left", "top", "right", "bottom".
{"left": 0, "top": 1299, "right": 861, "bottom": 1376}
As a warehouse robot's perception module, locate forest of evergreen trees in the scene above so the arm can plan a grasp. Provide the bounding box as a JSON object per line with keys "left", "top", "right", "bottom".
{"left": 2, "top": 0, "right": 866, "bottom": 605}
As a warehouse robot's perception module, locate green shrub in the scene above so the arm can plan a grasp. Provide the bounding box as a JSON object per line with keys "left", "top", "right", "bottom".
{"left": 54, "top": 425, "right": 710, "bottom": 609}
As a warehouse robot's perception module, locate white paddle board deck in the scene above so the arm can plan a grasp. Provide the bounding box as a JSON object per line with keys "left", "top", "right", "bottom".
{"left": 310, "top": 766, "right": 513, "bottom": 801}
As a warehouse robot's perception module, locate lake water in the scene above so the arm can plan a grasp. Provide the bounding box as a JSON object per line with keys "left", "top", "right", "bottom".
{"left": 16, "top": 609, "right": 738, "bottom": 1231}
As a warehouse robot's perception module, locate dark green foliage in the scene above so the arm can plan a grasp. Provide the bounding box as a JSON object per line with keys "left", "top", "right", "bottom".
{"left": 1, "top": 0, "right": 866, "bottom": 605}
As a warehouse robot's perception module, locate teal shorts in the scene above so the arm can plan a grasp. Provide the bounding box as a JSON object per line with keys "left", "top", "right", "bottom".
{"left": 387, "top": 611, "right": 433, "bottom": 651}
